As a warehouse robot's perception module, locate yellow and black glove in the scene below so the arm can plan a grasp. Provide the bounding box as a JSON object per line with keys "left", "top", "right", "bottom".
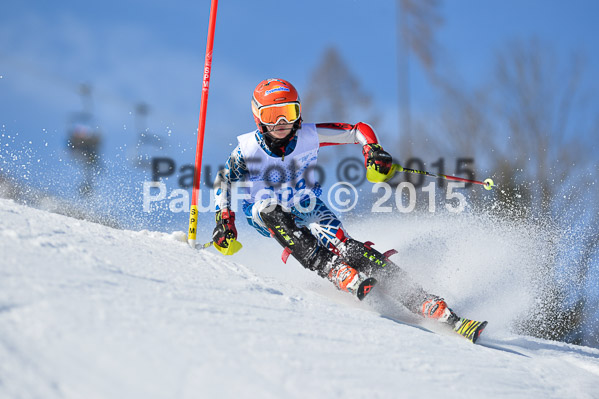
{"left": 212, "top": 209, "right": 242, "bottom": 255}
{"left": 362, "top": 143, "right": 395, "bottom": 183}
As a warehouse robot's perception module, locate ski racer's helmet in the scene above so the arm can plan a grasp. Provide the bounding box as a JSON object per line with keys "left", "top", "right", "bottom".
{"left": 251, "top": 79, "right": 302, "bottom": 151}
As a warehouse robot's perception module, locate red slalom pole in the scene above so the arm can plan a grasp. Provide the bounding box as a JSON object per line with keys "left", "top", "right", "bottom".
{"left": 188, "top": 0, "right": 218, "bottom": 248}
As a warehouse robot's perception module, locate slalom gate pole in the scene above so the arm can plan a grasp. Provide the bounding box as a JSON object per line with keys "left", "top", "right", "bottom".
{"left": 187, "top": 0, "right": 219, "bottom": 248}
{"left": 392, "top": 164, "right": 495, "bottom": 190}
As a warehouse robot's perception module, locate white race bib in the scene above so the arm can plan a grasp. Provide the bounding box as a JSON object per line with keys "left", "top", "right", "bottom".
{"left": 237, "top": 124, "right": 320, "bottom": 207}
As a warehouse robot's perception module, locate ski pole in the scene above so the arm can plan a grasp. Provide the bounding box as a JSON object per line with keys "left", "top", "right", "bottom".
{"left": 187, "top": 0, "right": 219, "bottom": 249}
{"left": 391, "top": 164, "right": 495, "bottom": 190}
{"left": 200, "top": 241, "right": 214, "bottom": 249}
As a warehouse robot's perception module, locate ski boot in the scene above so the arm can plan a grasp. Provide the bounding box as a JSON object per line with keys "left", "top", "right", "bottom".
{"left": 327, "top": 262, "right": 377, "bottom": 300}
{"left": 421, "top": 296, "right": 460, "bottom": 326}
{"left": 421, "top": 296, "right": 488, "bottom": 343}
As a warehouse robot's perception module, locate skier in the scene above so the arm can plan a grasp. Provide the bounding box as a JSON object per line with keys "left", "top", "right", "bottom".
{"left": 211, "top": 78, "right": 480, "bottom": 336}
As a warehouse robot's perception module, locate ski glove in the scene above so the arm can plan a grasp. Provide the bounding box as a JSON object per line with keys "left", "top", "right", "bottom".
{"left": 212, "top": 209, "right": 242, "bottom": 255}
{"left": 362, "top": 143, "right": 395, "bottom": 183}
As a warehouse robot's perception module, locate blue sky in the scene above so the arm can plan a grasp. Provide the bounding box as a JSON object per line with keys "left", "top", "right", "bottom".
{"left": 1, "top": 0, "right": 598, "bottom": 227}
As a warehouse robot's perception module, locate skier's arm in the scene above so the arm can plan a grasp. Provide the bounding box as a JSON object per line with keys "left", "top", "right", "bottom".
{"left": 315, "top": 122, "right": 380, "bottom": 147}
{"left": 212, "top": 145, "right": 247, "bottom": 253}
{"left": 316, "top": 122, "right": 393, "bottom": 179}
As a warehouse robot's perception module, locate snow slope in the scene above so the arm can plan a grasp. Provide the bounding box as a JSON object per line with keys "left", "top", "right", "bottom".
{"left": 1, "top": 198, "right": 599, "bottom": 399}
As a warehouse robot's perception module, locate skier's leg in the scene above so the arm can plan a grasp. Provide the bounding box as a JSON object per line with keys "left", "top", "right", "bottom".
{"left": 336, "top": 235, "right": 459, "bottom": 324}
{"left": 284, "top": 198, "right": 422, "bottom": 307}
{"left": 290, "top": 197, "right": 347, "bottom": 250}
{"left": 285, "top": 198, "right": 421, "bottom": 308}
{"left": 251, "top": 199, "right": 334, "bottom": 277}
{"left": 250, "top": 199, "right": 371, "bottom": 297}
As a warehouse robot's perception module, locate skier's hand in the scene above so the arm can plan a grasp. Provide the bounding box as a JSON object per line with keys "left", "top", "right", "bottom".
{"left": 362, "top": 144, "right": 394, "bottom": 182}
{"left": 363, "top": 144, "right": 393, "bottom": 174}
{"left": 213, "top": 209, "right": 242, "bottom": 255}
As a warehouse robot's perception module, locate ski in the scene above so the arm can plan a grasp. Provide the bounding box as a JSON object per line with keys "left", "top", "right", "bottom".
{"left": 453, "top": 318, "right": 488, "bottom": 344}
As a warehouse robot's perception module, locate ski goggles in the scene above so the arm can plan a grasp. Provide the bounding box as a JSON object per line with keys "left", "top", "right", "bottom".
{"left": 255, "top": 102, "right": 301, "bottom": 125}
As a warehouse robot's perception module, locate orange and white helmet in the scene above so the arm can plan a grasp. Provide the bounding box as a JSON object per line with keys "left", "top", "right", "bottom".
{"left": 251, "top": 78, "right": 302, "bottom": 133}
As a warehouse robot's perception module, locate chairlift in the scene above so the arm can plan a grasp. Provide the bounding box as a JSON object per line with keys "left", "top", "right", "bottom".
{"left": 67, "top": 111, "right": 102, "bottom": 163}
{"left": 66, "top": 84, "right": 103, "bottom": 196}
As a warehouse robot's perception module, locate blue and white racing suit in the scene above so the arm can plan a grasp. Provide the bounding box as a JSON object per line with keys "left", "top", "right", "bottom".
{"left": 214, "top": 122, "right": 380, "bottom": 250}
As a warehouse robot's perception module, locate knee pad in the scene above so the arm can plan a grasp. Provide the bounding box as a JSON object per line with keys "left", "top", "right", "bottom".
{"left": 339, "top": 238, "right": 394, "bottom": 275}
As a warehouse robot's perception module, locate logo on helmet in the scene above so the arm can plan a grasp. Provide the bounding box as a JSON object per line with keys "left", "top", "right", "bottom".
{"left": 265, "top": 86, "right": 290, "bottom": 96}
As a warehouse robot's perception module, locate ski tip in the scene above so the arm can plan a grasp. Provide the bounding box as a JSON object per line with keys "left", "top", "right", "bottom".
{"left": 454, "top": 318, "right": 488, "bottom": 344}
{"left": 471, "top": 321, "right": 488, "bottom": 344}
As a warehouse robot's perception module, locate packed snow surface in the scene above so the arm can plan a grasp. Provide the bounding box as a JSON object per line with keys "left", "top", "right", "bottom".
{"left": 1, "top": 198, "right": 599, "bottom": 398}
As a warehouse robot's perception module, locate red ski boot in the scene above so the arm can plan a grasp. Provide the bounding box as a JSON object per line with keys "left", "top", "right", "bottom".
{"left": 421, "top": 296, "right": 459, "bottom": 325}
{"left": 328, "top": 262, "right": 376, "bottom": 300}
